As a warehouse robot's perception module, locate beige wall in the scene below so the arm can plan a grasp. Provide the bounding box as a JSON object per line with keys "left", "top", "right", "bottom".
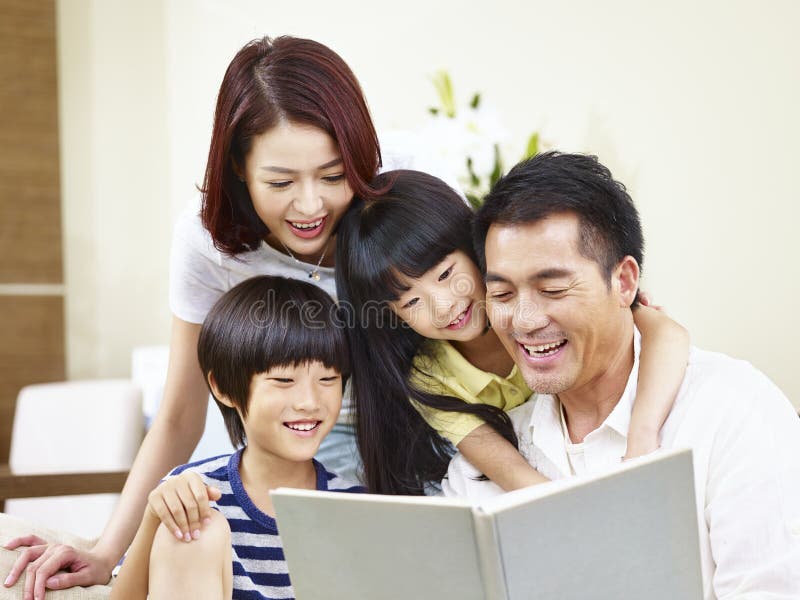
{"left": 58, "top": 0, "right": 799, "bottom": 407}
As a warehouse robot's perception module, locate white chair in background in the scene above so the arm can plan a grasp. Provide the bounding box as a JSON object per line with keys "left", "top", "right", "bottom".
{"left": 2, "top": 380, "right": 144, "bottom": 539}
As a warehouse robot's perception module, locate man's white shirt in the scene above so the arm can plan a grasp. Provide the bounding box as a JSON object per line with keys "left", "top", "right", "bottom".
{"left": 443, "top": 329, "right": 800, "bottom": 599}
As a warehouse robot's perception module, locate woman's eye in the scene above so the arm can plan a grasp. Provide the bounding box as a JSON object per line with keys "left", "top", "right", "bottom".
{"left": 438, "top": 266, "right": 453, "bottom": 282}
{"left": 267, "top": 180, "right": 292, "bottom": 189}
{"left": 402, "top": 297, "right": 419, "bottom": 309}
{"left": 322, "top": 174, "right": 345, "bottom": 184}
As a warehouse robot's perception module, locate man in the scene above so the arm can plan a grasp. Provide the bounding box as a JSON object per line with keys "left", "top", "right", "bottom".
{"left": 443, "top": 152, "right": 800, "bottom": 598}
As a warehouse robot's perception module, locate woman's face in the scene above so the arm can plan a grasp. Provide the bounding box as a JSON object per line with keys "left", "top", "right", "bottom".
{"left": 391, "top": 251, "right": 488, "bottom": 343}
{"left": 241, "top": 121, "right": 353, "bottom": 263}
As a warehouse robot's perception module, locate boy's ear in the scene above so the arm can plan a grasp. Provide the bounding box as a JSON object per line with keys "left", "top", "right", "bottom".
{"left": 208, "top": 372, "right": 235, "bottom": 408}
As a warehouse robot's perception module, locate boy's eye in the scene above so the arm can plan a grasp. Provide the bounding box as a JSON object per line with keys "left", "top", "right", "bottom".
{"left": 270, "top": 377, "right": 294, "bottom": 383}
{"left": 402, "top": 297, "right": 419, "bottom": 310}
{"left": 267, "top": 180, "right": 292, "bottom": 189}
{"left": 438, "top": 266, "right": 453, "bottom": 282}
{"left": 320, "top": 375, "right": 341, "bottom": 383}
{"left": 322, "top": 174, "right": 345, "bottom": 183}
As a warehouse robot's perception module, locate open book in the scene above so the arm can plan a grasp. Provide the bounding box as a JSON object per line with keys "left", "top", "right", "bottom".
{"left": 272, "top": 448, "right": 702, "bottom": 600}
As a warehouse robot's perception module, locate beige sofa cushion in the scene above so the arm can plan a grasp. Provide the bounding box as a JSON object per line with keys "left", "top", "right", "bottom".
{"left": 0, "top": 513, "right": 111, "bottom": 599}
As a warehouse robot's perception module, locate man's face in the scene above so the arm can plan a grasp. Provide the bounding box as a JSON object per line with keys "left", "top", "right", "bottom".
{"left": 484, "top": 213, "right": 631, "bottom": 396}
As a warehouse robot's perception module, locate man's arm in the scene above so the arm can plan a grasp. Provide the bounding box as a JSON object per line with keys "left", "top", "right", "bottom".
{"left": 704, "top": 369, "right": 800, "bottom": 598}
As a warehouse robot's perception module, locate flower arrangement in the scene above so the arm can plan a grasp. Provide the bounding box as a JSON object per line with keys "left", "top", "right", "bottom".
{"left": 420, "top": 71, "right": 541, "bottom": 207}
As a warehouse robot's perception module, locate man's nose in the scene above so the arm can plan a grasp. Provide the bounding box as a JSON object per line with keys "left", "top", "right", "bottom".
{"left": 512, "top": 296, "right": 549, "bottom": 333}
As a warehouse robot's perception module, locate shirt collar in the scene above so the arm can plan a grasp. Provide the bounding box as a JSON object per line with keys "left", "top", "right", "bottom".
{"left": 524, "top": 328, "right": 641, "bottom": 472}
{"left": 429, "top": 340, "right": 515, "bottom": 397}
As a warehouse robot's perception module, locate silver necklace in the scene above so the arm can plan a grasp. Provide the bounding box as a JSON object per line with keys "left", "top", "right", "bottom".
{"left": 278, "top": 238, "right": 330, "bottom": 281}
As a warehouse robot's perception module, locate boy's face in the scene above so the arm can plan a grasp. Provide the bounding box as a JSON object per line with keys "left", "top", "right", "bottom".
{"left": 241, "top": 360, "right": 343, "bottom": 464}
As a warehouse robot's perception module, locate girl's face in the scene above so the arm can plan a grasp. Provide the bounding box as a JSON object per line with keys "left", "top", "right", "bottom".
{"left": 241, "top": 121, "right": 354, "bottom": 263}
{"left": 239, "top": 361, "right": 343, "bottom": 465}
{"left": 391, "top": 250, "right": 488, "bottom": 342}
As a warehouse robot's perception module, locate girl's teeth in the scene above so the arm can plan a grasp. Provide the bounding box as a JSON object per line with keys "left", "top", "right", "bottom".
{"left": 450, "top": 310, "right": 467, "bottom": 326}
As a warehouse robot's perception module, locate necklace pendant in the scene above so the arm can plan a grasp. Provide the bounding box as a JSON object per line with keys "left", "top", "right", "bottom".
{"left": 309, "top": 270, "right": 321, "bottom": 281}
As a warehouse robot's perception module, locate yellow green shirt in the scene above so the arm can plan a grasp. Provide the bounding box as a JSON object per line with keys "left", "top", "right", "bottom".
{"left": 410, "top": 340, "right": 534, "bottom": 446}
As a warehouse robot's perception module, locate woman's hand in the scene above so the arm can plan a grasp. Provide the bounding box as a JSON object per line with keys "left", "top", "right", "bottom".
{"left": 3, "top": 535, "right": 114, "bottom": 600}
{"left": 146, "top": 471, "right": 221, "bottom": 542}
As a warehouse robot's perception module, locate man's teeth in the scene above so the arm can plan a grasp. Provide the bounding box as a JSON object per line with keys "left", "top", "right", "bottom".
{"left": 290, "top": 219, "right": 323, "bottom": 230}
{"left": 286, "top": 422, "right": 319, "bottom": 431}
{"left": 524, "top": 341, "right": 565, "bottom": 357}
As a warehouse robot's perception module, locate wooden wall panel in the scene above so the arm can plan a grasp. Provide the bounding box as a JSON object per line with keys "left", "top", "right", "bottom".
{"left": 0, "top": 0, "right": 64, "bottom": 476}
{"left": 0, "top": 296, "right": 65, "bottom": 464}
{"left": 0, "top": 0, "right": 62, "bottom": 284}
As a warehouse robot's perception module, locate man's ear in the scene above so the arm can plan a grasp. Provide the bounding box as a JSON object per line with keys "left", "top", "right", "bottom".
{"left": 612, "top": 256, "right": 640, "bottom": 308}
{"left": 208, "top": 372, "right": 235, "bottom": 408}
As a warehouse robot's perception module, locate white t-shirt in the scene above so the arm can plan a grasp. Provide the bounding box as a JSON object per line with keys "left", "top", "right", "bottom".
{"left": 443, "top": 329, "right": 800, "bottom": 599}
{"left": 169, "top": 133, "right": 460, "bottom": 422}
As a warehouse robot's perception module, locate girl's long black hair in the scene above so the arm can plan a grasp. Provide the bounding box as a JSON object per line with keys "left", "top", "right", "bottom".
{"left": 335, "top": 170, "right": 519, "bottom": 495}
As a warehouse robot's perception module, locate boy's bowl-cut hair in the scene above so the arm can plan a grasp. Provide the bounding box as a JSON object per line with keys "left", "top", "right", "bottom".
{"left": 198, "top": 275, "right": 350, "bottom": 448}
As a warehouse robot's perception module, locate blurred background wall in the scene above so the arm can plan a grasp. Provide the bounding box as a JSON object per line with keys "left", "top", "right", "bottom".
{"left": 56, "top": 0, "right": 799, "bottom": 407}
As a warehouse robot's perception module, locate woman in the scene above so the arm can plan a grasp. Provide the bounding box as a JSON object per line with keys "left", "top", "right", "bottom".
{"left": 3, "top": 35, "right": 420, "bottom": 596}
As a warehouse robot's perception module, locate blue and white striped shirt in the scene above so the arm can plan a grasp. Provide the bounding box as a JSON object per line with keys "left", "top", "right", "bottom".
{"left": 168, "top": 451, "right": 363, "bottom": 599}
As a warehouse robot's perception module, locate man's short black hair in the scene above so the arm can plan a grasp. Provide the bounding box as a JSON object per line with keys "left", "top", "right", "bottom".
{"left": 197, "top": 275, "right": 350, "bottom": 448}
{"left": 474, "top": 151, "right": 644, "bottom": 299}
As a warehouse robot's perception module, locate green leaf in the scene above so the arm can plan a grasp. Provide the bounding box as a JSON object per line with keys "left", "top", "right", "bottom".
{"left": 470, "top": 93, "right": 481, "bottom": 109}
{"left": 523, "top": 132, "right": 540, "bottom": 159}
{"left": 432, "top": 71, "right": 457, "bottom": 118}
{"left": 466, "top": 157, "right": 481, "bottom": 187}
{"left": 428, "top": 107, "right": 439, "bottom": 116}
{"left": 466, "top": 193, "right": 483, "bottom": 209}
{"left": 489, "top": 144, "right": 503, "bottom": 187}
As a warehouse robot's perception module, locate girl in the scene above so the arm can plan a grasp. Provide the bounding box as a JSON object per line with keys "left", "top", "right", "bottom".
{"left": 111, "top": 275, "right": 362, "bottom": 600}
{"left": 5, "top": 35, "right": 443, "bottom": 594}
{"left": 335, "top": 170, "right": 689, "bottom": 495}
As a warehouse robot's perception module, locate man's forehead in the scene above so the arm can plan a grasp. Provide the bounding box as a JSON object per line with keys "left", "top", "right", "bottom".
{"left": 484, "top": 216, "right": 581, "bottom": 271}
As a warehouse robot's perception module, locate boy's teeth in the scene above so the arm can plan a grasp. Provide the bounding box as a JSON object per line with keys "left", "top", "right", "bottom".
{"left": 523, "top": 341, "right": 565, "bottom": 357}
{"left": 290, "top": 219, "right": 323, "bottom": 229}
{"left": 286, "top": 422, "right": 319, "bottom": 431}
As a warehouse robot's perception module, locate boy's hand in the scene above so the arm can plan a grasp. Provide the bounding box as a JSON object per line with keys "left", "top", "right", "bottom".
{"left": 146, "top": 471, "right": 222, "bottom": 542}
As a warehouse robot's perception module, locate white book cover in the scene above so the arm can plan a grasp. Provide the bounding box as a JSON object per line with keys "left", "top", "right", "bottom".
{"left": 272, "top": 447, "right": 702, "bottom": 600}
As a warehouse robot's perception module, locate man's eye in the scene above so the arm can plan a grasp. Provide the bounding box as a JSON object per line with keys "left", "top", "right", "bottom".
{"left": 438, "top": 267, "right": 453, "bottom": 282}
{"left": 542, "top": 289, "right": 568, "bottom": 296}
{"left": 402, "top": 298, "right": 419, "bottom": 309}
{"left": 267, "top": 180, "right": 292, "bottom": 189}
{"left": 322, "top": 174, "right": 345, "bottom": 183}
{"left": 489, "top": 291, "right": 511, "bottom": 300}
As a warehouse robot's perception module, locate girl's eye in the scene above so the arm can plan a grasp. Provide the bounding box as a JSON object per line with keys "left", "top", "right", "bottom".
{"left": 322, "top": 174, "right": 345, "bottom": 184}
{"left": 267, "top": 180, "right": 292, "bottom": 189}
{"left": 438, "top": 266, "right": 453, "bottom": 282}
{"left": 402, "top": 297, "right": 419, "bottom": 309}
